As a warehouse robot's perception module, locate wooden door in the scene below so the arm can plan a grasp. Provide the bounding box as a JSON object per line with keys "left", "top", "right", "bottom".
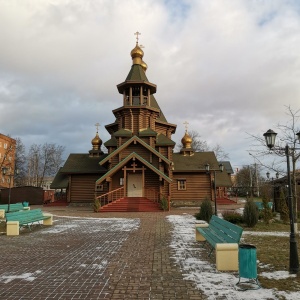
{"left": 127, "top": 173, "right": 143, "bottom": 197}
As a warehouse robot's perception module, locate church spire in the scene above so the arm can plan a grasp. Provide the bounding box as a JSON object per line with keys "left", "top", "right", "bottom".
{"left": 180, "top": 122, "right": 194, "bottom": 156}
{"left": 130, "top": 31, "right": 147, "bottom": 71}
{"left": 89, "top": 123, "right": 103, "bottom": 157}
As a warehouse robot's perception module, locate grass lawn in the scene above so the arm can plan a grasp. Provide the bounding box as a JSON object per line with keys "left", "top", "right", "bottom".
{"left": 242, "top": 220, "right": 300, "bottom": 293}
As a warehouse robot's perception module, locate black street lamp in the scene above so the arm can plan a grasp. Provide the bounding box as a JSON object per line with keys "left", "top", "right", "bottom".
{"left": 205, "top": 163, "right": 224, "bottom": 216}
{"left": 266, "top": 171, "right": 279, "bottom": 212}
{"left": 1, "top": 167, "right": 18, "bottom": 213}
{"left": 263, "top": 129, "right": 300, "bottom": 274}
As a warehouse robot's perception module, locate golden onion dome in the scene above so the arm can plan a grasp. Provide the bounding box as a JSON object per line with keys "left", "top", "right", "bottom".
{"left": 91, "top": 132, "right": 102, "bottom": 150}
{"left": 181, "top": 131, "right": 192, "bottom": 149}
{"left": 130, "top": 44, "right": 144, "bottom": 59}
{"left": 141, "top": 60, "right": 148, "bottom": 72}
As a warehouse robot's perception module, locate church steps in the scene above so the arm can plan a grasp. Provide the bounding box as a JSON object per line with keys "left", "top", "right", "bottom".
{"left": 100, "top": 197, "right": 162, "bottom": 212}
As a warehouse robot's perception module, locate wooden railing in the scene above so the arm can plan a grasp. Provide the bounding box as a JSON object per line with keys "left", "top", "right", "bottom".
{"left": 96, "top": 187, "right": 124, "bottom": 207}
{"left": 144, "top": 188, "right": 159, "bottom": 203}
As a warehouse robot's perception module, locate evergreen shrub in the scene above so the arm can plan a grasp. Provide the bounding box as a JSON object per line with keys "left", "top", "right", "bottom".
{"left": 195, "top": 198, "right": 213, "bottom": 222}
{"left": 243, "top": 199, "right": 259, "bottom": 227}
{"left": 94, "top": 197, "right": 101, "bottom": 212}
{"left": 262, "top": 197, "right": 273, "bottom": 224}
{"left": 159, "top": 196, "right": 169, "bottom": 211}
{"left": 222, "top": 211, "right": 244, "bottom": 224}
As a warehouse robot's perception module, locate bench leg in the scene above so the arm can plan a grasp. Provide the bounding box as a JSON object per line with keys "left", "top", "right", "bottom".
{"left": 7, "top": 221, "right": 20, "bottom": 236}
{"left": 215, "top": 243, "right": 239, "bottom": 271}
{"left": 43, "top": 213, "right": 53, "bottom": 226}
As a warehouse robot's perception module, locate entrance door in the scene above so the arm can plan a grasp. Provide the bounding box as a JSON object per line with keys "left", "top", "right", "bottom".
{"left": 127, "top": 173, "right": 143, "bottom": 197}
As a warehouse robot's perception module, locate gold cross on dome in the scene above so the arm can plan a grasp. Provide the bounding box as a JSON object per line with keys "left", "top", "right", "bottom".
{"left": 134, "top": 31, "right": 141, "bottom": 44}
{"left": 95, "top": 123, "right": 100, "bottom": 132}
{"left": 183, "top": 121, "right": 189, "bottom": 132}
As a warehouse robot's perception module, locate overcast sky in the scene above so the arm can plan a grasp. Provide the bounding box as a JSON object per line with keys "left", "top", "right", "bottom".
{"left": 0, "top": 0, "right": 299, "bottom": 173}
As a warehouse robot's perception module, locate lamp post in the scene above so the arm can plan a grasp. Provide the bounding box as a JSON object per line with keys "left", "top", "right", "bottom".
{"left": 266, "top": 171, "right": 279, "bottom": 212}
{"left": 205, "top": 163, "right": 224, "bottom": 216}
{"left": 263, "top": 129, "right": 300, "bottom": 274}
{"left": 1, "top": 167, "right": 18, "bottom": 213}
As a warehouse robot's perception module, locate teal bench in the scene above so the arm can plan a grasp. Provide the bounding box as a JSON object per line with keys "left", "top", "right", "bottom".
{"left": 5, "top": 209, "right": 53, "bottom": 235}
{"left": 0, "top": 203, "right": 27, "bottom": 218}
{"left": 255, "top": 201, "right": 273, "bottom": 211}
{"left": 0, "top": 202, "right": 25, "bottom": 212}
{"left": 196, "top": 215, "right": 243, "bottom": 271}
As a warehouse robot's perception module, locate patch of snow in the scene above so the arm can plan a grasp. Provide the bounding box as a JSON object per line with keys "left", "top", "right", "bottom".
{"left": 235, "top": 208, "right": 244, "bottom": 215}
{"left": 243, "top": 231, "right": 289, "bottom": 237}
{"left": 167, "top": 214, "right": 300, "bottom": 300}
{"left": 260, "top": 271, "right": 296, "bottom": 280}
{"left": 41, "top": 224, "right": 79, "bottom": 234}
{"left": 0, "top": 270, "right": 42, "bottom": 284}
{"left": 42, "top": 217, "right": 140, "bottom": 234}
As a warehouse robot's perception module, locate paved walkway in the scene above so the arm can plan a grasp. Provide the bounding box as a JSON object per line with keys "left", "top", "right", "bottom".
{"left": 0, "top": 206, "right": 208, "bottom": 300}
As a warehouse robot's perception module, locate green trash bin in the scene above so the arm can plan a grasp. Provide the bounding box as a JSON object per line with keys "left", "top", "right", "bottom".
{"left": 237, "top": 244, "right": 260, "bottom": 289}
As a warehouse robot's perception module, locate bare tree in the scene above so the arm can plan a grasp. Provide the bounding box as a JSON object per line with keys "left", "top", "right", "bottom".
{"left": 176, "top": 130, "right": 229, "bottom": 160}
{"left": 26, "top": 143, "right": 65, "bottom": 187}
{"left": 235, "top": 165, "right": 264, "bottom": 197}
{"left": 14, "top": 137, "right": 26, "bottom": 186}
{"left": 211, "top": 143, "right": 230, "bottom": 161}
{"left": 248, "top": 105, "right": 300, "bottom": 221}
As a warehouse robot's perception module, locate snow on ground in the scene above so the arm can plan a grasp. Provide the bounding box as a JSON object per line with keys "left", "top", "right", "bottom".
{"left": 0, "top": 271, "right": 42, "bottom": 284}
{"left": 167, "top": 214, "right": 300, "bottom": 300}
{"left": 42, "top": 216, "right": 140, "bottom": 234}
{"left": 243, "top": 231, "right": 289, "bottom": 237}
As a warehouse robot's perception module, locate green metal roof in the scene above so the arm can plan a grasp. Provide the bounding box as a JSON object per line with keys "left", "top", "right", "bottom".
{"left": 156, "top": 133, "right": 176, "bottom": 146}
{"left": 139, "top": 128, "right": 157, "bottom": 137}
{"left": 104, "top": 136, "right": 117, "bottom": 147}
{"left": 126, "top": 64, "right": 149, "bottom": 81}
{"left": 114, "top": 128, "right": 132, "bottom": 137}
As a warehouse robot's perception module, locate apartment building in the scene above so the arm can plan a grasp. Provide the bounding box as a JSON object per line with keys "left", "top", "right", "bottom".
{"left": 0, "top": 133, "right": 16, "bottom": 188}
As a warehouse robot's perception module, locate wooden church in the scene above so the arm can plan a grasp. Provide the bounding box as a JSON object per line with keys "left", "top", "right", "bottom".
{"left": 51, "top": 35, "right": 233, "bottom": 211}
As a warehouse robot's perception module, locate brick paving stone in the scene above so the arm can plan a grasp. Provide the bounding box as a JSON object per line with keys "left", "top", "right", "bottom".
{"left": 0, "top": 206, "right": 206, "bottom": 299}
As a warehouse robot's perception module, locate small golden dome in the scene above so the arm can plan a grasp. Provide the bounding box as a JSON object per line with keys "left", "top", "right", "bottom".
{"left": 130, "top": 44, "right": 144, "bottom": 59}
{"left": 91, "top": 132, "right": 102, "bottom": 150}
{"left": 141, "top": 60, "right": 148, "bottom": 72}
{"left": 181, "top": 131, "right": 192, "bottom": 149}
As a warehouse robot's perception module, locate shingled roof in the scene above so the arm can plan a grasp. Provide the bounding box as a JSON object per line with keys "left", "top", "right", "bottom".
{"left": 50, "top": 168, "right": 69, "bottom": 189}
{"left": 60, "top": 154, "right": 108, "bottom": 174}
{"left": 173, "top": 152, "right": 232, "bottom": 187}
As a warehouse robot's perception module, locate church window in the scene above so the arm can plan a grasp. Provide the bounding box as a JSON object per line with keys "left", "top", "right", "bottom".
{"left": 177, "top": 179, "right": 186, "bottom": 190}
{"left": 96, "top": 184, "right": 104, "bottom": 191}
